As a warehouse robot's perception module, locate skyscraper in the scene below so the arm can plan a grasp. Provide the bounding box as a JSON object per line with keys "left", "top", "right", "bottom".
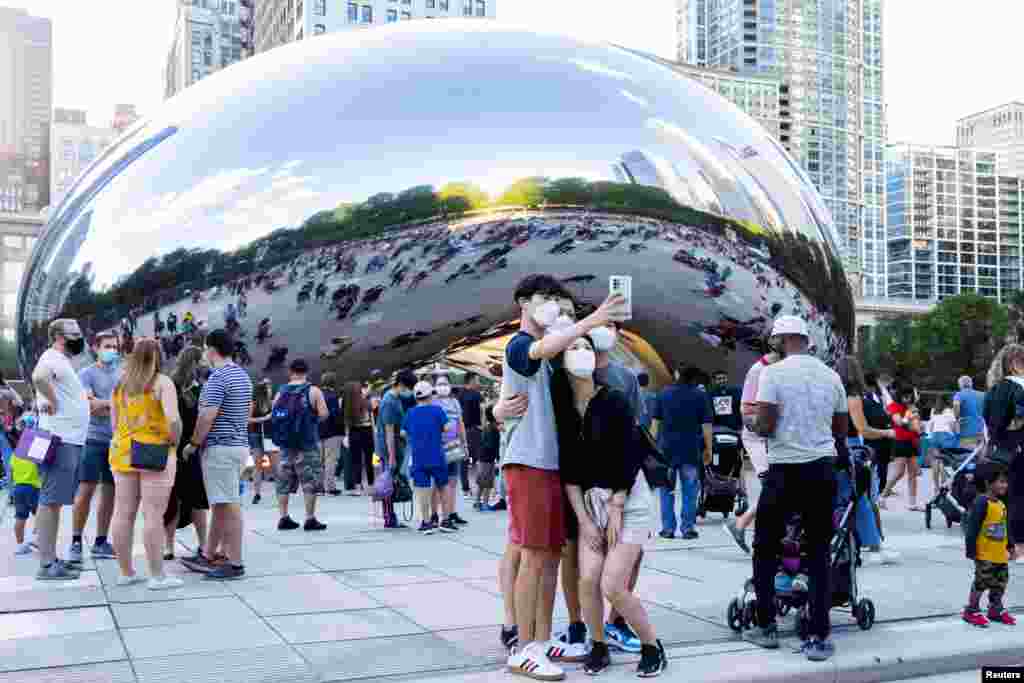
{"left": 165, "top": 0, "right": 249, "bottom": 99}
{"left": 254, "top": 0, "right": 495, "bottom": 55}
{"left": 956, "top": 102, "right": 1024, "bottom": 179}
{"left": 0, "top": 7, "right": 53, "bottom": 215}
{"left": 49, "top": 109, "right": 118, "bottom": 209}
{"left": 677, "top": 0, "right": 886, "bottom": 297}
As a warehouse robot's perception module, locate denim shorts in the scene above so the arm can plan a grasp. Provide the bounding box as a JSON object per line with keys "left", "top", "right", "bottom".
{"left": 411, "top": 462, "right": 449, "bottom": 489}
{"left": 13, "top": 484, "right": 39, "bottom": 519}
{"left": 78, "top": 439, "right": 114, "bottom": 485}
{"left": 38, "top": 442, "right": 83, "bottom": 506}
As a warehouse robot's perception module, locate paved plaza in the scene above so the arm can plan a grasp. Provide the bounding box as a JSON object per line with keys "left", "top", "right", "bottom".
{"left": 1, "top": 474, "right": 1022, "bottom": 683}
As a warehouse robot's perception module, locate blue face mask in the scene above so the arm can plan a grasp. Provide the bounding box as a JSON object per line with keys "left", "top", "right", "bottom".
{"left": 98, "top": 349, "right": 119, "bottom": 365}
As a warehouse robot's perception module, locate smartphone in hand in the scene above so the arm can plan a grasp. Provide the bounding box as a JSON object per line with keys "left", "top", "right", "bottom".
{"left": 609, "top": 275, "right": 632, "bottom": 321}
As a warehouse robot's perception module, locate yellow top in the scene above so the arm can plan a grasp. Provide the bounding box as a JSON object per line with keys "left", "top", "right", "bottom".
{"left": 109, "top": 386, "right": 174, "bottom": 473}
{"left": 976, "top": 497, "right": 1010, "bottom": 564}
{"left": 10, "top": 453, "right": 41, "bottom": 488}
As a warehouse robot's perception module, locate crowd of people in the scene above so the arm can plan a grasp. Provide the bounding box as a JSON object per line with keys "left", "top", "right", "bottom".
{"left": 3, "top": 270, "right": 1023, "bottom": 680}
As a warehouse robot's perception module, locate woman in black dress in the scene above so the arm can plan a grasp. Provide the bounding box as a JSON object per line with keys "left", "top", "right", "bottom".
{"left": 983, "top": 343, "right": 1024, "bottom": 560}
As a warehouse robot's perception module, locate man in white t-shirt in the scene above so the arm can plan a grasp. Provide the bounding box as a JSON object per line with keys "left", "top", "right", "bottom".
{"left": 746, "top": 316, "right": 848, "bottom": 662}
{"left": 31, "top": 319, "right": 91, "bottom": 581}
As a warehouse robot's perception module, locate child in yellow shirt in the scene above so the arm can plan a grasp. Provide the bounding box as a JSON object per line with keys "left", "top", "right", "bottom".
{"left": 10, "top": 452, "right": 41, "bottom": 555}
{"left": 963, "top": 463, "right": 1015, "bottom": 626}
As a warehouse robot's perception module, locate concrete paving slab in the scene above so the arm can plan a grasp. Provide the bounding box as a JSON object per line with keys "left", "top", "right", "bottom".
{"left": 366, "top": 581, "right": 506, "bottom": 630}
{"left": 298, "top": 632, "right": 486, "bottom": 681}
{"left": 132, "top": 644, "right": 313, "bottom": 683}
{"left": 0, "top": 630, "right": 127, "bottom": 674}
{"left": 110, "top": 595, "right": 257, "bottom": 629}
{"left": 335, "top": 564, "right": 450, "bottom": 587}
{"left": 120, "top": 616, "right": 285, "bottom": 659}
{"left": 268, "top": 607, "right": 426, "bottom": 644}
{"left": 102, "top": 574, "right": 233, "bottom": 604}
{"left": 228, "top": 572, "right": 381, "bottom": 615}
{"left": 0, "top": 571, "right": 108, "bottom": 613}
{"left": 0, "top": 661, "right": 136, "bottom": 683}
{"left": 0, "top": 606, "right": 114, "bottom": 641}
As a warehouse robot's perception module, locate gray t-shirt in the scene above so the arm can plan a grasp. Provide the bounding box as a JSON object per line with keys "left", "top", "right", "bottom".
{"left": 755, "top": 354, "right": 847, "bottom": 465}
{"left": 595, "top": 362, "right": 645, "bottom": 423}
{"left": 34, "top": 348, "right": 90, "bottom": 446}
{"left": 500, "top": 331, "right": 559, "bottom": 471}
{"left": 79, "top": 363, "right": 121, "bottom": 443}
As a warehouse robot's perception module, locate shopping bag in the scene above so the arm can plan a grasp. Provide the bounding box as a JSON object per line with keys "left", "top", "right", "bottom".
{"left": 15, "top": 428, "right": 60, "bottom": 466}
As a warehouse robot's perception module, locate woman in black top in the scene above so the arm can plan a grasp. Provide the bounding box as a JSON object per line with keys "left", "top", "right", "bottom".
{"left": 983, "top": 343, "right": 1024, "bottom": 558}
{"left": 552, "top": 335, "right": 666, "bottom": 677}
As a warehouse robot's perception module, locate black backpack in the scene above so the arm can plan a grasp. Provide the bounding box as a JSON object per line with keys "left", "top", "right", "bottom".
{"left": 270, "top": 384, "right": 315, "bottom": 449}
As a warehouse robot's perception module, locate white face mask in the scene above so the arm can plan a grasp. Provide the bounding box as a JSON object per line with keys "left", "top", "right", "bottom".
{"left": 436, "top": 384, "right": 451, "bottom": 397}
{"left": 549, "top": 314, "right": 574, "bottom": 333}
{"left": 531, "top": 300, "right": 561, "bottom": 328}
{"left": 589, "top": 326, "right": 616, "bottom": 352}
{"left": 565, "top": 349, "right": 596, "bottom": 378}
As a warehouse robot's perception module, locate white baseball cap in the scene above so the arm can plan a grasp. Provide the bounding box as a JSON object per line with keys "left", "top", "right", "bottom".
{"left": 413, "top": 381, "right": 434, "bottom": 399}
{"left": 770, "top": 315, "right": 809, "bottom": 339}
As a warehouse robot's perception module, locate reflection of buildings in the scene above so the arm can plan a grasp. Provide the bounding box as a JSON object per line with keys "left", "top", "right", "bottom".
{"left": 49, "top": 109, "right": 118, "bottom": 209}
{"left": 676, "top": 0, "right": 886, "bottom": 298}
{"left": 111, "top": 104, "right": 140, "bottom": 133}
{"left": 0, "top": 213, "right": 43, "bottom": 340}
{"left": 0, "top": 7, "right": 53, "bottom": 215}
{"left": 886, "top": 144, "right": 1022, "bottom": 304}
{"left": 37, "top": 208, "right": 91, "bottom": 319}
{"left": 956, "top": 102, "right": 1024, "bottom": 178}
{"left": 254, "top": 0, "right": 496, "bottom": 54}
{"left": 165, "top": 0, "right": 250, "bottom": 99}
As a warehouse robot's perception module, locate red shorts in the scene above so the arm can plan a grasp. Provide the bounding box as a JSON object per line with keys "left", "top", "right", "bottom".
{"left": 505, "top": 464, "right": 566, "bottom": 552}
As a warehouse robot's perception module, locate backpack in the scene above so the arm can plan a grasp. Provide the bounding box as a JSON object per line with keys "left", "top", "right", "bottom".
{"left": 270, "top": 384, "right": 315, "bottom": 450}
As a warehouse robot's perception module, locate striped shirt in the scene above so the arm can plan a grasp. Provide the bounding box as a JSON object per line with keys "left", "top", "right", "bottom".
{"left": 199, "top": 362, "right": 253, "bottom": 447}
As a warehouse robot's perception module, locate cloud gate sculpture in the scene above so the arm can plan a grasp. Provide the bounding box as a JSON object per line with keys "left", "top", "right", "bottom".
{"left": 18, "top": 21, "right": 853, "bottom": 388}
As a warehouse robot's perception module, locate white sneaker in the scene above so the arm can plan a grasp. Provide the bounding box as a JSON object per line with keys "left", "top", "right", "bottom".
{"left": 545, "top": 638, "right": 589, "bottom": 663}
{"left": 507, "top": 642, "right": 565, "bottom": 681}
{"left": 147, "top": 575, "right": 185, "bottom": 591}
{"left": 116, "top": 573, "right": 146, "bottom": 587}
{"left": 14, "top": 541, "right": 33, "bottom": 556}
{"left": 879, "top": 550, "right": 901, "bottom": 565}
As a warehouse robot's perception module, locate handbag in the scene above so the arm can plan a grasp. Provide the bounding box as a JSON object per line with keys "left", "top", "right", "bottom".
{"left": 444, "top": 440, "right": 466, "bottom": 465}
{"left": 130, "top": 441, "right": 170, "bottom": 472}
{"left": 392, "top": 471, "right": 413, "bottom": 503}
{"left": 633, "top": 422, "right": 671, "bottom": 489}
{"left": 372, "top": 468, "right": 394, "bottom": 501}
{"left": 15, "top": 427, "right": 60, "bottom": 466}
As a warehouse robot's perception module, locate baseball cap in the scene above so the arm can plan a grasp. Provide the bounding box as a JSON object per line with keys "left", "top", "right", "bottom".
{"left": 769, "top": 315, "right": 809, "bottom": 339}
{"left": 49, "top": 318, "right": 82, "bottom": 339}
{"left": 413, "top": 381, "right": 434, "bottom": 399}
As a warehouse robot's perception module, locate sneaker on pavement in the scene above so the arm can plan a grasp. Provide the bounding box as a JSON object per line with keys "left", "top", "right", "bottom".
{"left": 682, "top": 529, "right": 699, "bottom": 540}
{"left": 205, "top": 564, "right": 245, "bottom": 581}
{"left": 489, "top": 499, "right": 508, "bottom": 511}
{"left": 148, "top": 575, "right": 185, "bottom": 591}
{"left": 277, "top": 516, "right": 300, "bottom": 530}
{"left": 658, "top": 530, "right": 675, "bottom": 540}
{"left": 743, "top": 625, "right": 779, "bottom": 649}
{"left": 384, "top": 518, "right": 408, "bottom": 529}
{"left": 303, "top": 518, "right": 327, "bottom": 531}
{"left": 500, "top": 625, "right": 519, "bottom": 650}
{"left": 545, "top": 639, "right": 589, "bottom": 663}
{"left": 507, "top": 642, "right": 565, "bottom": 681}
{"left": 67, "top": 541, "right": 84, "bottom": 564}
{"left": 987, "top": 609, "right": 1017, "bottom": 626}
{"left": 14, "top": 541, "right": 33, "bottom": 556}
{"left": 723, "top": 519, "right": 750, "bottom": 554}
{"left": 180, "top": 553, "right": 213, "bottom": 573}
{"left": 37, "top": 561, "right": 80, "bottom": 581}
{"left": 803, "top": 638, "right": 835, "bottom": 662}
{"left": 583, "top": 641, "right": 611, "bottom": 676}
{"left": 116, "top": 573, "right": 146, "bottom": 587}
{"left": 438, "top": 519, "right": 459, "bottom": 533}
{"left": 963, "top": 608, "right": 989, "bottom": 627}
{"left": 252, "top": 494, "right": 261, "bottom": 504}
{"left": 605, "top": 622, "right": 642, "bottom": 654}
{"left": 637, "top": 640, "right": 668, "bottom": 678}
{"left": 449, "top": 512, "right": 469, "bottom": 526}
{"left": 91, "top": 541, "right": 117, "bottom": 559}
{"left": 418, "top": 521, "right": 435, "bottom": 535}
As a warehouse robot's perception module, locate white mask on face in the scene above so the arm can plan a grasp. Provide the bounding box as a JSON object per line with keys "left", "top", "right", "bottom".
{"left": 436, "top": 384, "right": 451, "bottom": 397}
{"left": 549, "top": 314, "right": 574, "bottom": 333}
{"left": 531, "top": 300, "right": 561, "bottom": 328}
{"left": 565, "top": 349, "right": 596, "bottom": 378}
{"left": 589, "top": 326, "right": 616, "bottom": 352}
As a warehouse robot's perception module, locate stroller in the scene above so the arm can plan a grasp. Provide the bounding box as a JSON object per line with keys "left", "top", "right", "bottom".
{"left": 726, "top": 456, "right": 877, "bottom": 638}
{"left": 924, "top": 445, "right": 980, "bottom": 530}
{"left": 698, "top": 426, "right": 744, "bottom": 519}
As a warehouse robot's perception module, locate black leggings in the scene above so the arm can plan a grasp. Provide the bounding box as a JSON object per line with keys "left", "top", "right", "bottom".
{"left": 345, "top": 425, "right": 375, "bottom": 490}
{"left": 1009, "top": 452, "right": 1024, "bottom": 546}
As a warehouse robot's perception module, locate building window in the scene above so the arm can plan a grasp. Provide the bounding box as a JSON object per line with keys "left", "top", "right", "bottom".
{"left": 387, "top": 8, "right": 397, "bottom": 21}
{"left": 463, "top": 0, "right": 472, "bottom": 15}
{"left": 348, "top": 2, "right": 358, "bottom": 22}
{"left": 426, "top": 0, "right": 435, "bottom": 6}
{"left": 314, "top": 0, "right": 326, "bottom": 15}
{"left": 475, "top": 0, "right": 485, "bottom": 15}
{"left": 3, "top": 293, "right": 16, "bottom": 314}
{"left": 4, "top": 262, "right": 24, "bottom": 289}
{"left": 313, "top": 23, "right": 326, "bottom": 34}
{"left": 439, "top": 0, "right": 448, "bottom": 10}
{"left": 4, "top": 236, "right": 22, "bottom": 249}
{"left": 361, "top": 4, "right": 372, "bottom": 22}
{"left": 401, "top": 10, "right": 411, "bottom": 19}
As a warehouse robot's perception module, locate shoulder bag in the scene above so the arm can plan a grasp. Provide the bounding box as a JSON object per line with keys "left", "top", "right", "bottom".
{"left": 633, "top": 422, "right": 671, "bottom": 490}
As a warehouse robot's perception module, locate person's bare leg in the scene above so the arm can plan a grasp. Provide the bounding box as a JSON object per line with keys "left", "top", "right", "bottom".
{"left": 535, "top": 551, "right": 560, "bottom": 643}
{"left": 577, "top": 542, "right": 606, "bottom": 645}
{"left": 440, "top": 485, "right": 454, "bottom": 517}
{"left": 253, "top": 467, "right": 263, "bottom": 497}
{"left": 191, "top": 509, "right": 208, "bottom": 552}
{"left": 141, "top": 476, "right": 173, "bottom": 578}
{"left": 608, "top": 549, "right": 643, "bottom": 624}
{"left": 14, "top": 517, "right": 26, "bottom": 544}
{"left": 96, "top": 484, "right": 115, "bottom": 539}
{"left": 415, "top": 487, "right": 432, "bottom": 523}
{"left": 907, "top": 457, "right": 920, "bottom": 507}
{"left": 278, "top": 495, "right": 290, "bottom": 518}
{"left": 602, "top": 543, "right": 655, "bottom": 643}
{"left": 223, "top": 503, "right": 243, "bottom": 563}
{"left": 514, "top": 546, "right": 544, "bottom": 645}
{"left": 303, "top": 491, "right": 317, "bottom": 521}
{"left": 206, "top": 505, "right": 224, "bottom": 558}
{"left": 35, "top": 505, "right": 61, "bottom": 566}
{"left": 111, "top": 474, "right": 141, "bottom": 577}
{"left": 432, "top": 488, "right": 442, "bottom": 518}
{"left": 500, "top": 544, "right": 521, "bottom": 627}
{"left": 883, "top": 459, "right": 907, "bottom": 499}
{"left": 561, "top": 539, "right": 582, "bottom": 627}
{"left": 164, "top": 510, "right": 179, "bottom": 556}
{"left": 71, "top": 482, "right": 96, "bottom": 540}
{"left": 736, "top": 508, "right": 756, "bottom": 530}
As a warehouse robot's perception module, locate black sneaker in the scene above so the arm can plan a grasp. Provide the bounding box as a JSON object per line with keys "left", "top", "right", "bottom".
{"left": 500, "top": 625, "right": 519, "bottom": 650}
{"left": 430, "top": 513, "right": 439, "bottom": 526}
{"left": 252, "top": 494, "right": 261, "bottom": 504}
{"left": 803, "top": 638, "right": 835, "bottom": 662}
{"left": 449, "top": 512, "right": 469, "bottom": 526}
{"left": 303, "top": 518, "right": 327, "bottom": 531}
{"left": 384, "top": 518, "right": 408, "bottom": 530}
{"left": 682, "top": 529, "right": 699, "bottom": 540}
{"left": 489, "top": 499, "right": 508, "bottom": 511}
{"left": 658, "top": 530, "right": 675, "bottom": 540}
{"left": 418, "top": 521, "right": 435, "bottom": 535}
{"left": 439, "top": 519, "right": 458, "bottom": 533}
{"left": 180, "top": 552, "right": 213, "bottom": 573}
{"left": 584, "top": 641, "right": 611, "bottom": 676}
{"left": 637, "top": 640, "right": 667, "bottom": 678}
{"left": 206, "top": 564, "right": 245, "bottom": 581}
{"left": 278, "top": 516, "right": 300, "bottom": 530}
{"left": 743, "top": 625, "right": 779, "bottom": 650}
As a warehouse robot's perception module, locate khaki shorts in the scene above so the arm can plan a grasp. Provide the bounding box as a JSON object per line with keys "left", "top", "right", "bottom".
{"left": 202, "top": 445, "right": 246, "bottom": 505}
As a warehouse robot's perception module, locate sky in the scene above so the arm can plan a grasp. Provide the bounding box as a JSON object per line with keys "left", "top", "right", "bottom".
{"left": 5, "top": 0, "right": 1023, "bottom": 146}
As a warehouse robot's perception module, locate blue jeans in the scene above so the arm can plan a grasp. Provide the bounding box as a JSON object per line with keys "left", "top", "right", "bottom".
{"left": 660, "top": 464, "right": 699, "bottom": 534}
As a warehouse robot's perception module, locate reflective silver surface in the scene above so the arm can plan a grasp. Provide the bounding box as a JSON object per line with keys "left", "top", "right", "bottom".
{"left": 19, "top": 21, "right": 852, "bottom": 385}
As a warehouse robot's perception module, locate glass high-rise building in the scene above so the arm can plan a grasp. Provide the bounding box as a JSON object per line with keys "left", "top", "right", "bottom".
{"left": 677, "top": 0, "right": 885, "bottom": 297}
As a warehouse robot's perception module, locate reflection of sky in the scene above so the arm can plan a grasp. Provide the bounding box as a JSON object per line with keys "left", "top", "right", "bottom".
{"left": 49, "top": 21, "right": 836, "bottom": 292}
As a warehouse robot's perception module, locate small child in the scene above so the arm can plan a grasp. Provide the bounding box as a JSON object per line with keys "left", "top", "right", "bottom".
{"left": 963, "top": 463, "right": 1016, "bottom": 626}
{"left": 10, "top": 449, "right": 40, "bottom": 555}
{"left": 402, "top": 381, "right": 455, "bottom": 534}
{"left": 475, "top": 406, "right": 500, "bottom": 511}
{"left": 925, "top": 396, "right": 959, "bottom": 493}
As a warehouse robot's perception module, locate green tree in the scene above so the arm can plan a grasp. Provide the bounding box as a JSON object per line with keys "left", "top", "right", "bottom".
{"left": 496, "top": 177, "right": 547, "bottom": 207}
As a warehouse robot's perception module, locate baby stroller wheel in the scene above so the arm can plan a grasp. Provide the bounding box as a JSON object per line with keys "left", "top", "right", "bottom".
{"left": 924, "top": 504, "right": 932, "bottom": 529}
{"left": 855, "top": 598, "right": 875, "bottom": 630}
{"left": 742, "top": 602, "right": 756, "bottom": 629}
{"left": 796, "top": 607, "right": 810, "bottom": 641}
{"left": 727, "top": 598, "right": 743, "bottom": 632}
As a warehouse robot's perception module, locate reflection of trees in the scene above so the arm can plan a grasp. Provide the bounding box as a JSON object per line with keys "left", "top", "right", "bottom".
{"left": 50, "top": 175, "right": 852, "bottom": 349}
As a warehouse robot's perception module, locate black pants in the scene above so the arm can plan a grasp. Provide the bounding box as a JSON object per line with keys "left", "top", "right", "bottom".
{"left": 463, "top": 427, "right": 482, "bottom": 492}
{"left": 753, "top": 458, "right": 836, "bottom": 640}
{"left": 345, "top": 426, "right": 375, "bottom": 490}
{"left": 1008, "top": 452, "right": 1024, "bottom": 546}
